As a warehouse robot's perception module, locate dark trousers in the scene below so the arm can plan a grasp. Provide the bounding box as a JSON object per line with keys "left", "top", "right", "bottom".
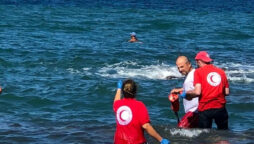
{"left": 198, "top": 107, "right": 228, "bottom": 130}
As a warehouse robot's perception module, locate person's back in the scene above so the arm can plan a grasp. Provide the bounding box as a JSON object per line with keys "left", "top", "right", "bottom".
{"left": 113, "top": 79, "right": 170, "bottom": 144}
{"left": 114, "top": 98, "right": 149, "bottom": 143}
{"left": 189, "top": 51, "right": 229, "bottom": 129}
{"left": 194, "top": 64, "right": 228, "bottom": 112}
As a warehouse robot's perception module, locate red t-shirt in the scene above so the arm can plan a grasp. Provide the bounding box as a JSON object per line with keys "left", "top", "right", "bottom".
{"left": 113, "top": 98, "right": 150, "bottom": 144}
{"left": 194, "top": 65, "right": 229, "bottom": 112}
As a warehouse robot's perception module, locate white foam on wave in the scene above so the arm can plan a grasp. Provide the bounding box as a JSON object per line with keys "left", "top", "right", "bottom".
{"left": 215, "top": 62, "right": 254, "bottom": 83}
{"left": 170, "top": 128, "right": 209, "bottom": 138}
{"left": 68, "top": 62, "right": 254, "bottom": 83}
{"left": 97, "top": 61, "right": 182, "bottom": 80}
{"left": 67, "top": 67, "right": 92, "bottom": 75}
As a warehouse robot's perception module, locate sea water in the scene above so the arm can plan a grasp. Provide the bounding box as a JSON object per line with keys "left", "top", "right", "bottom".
{"left": 0, "top": 1, "right": 254, "bottom": 143}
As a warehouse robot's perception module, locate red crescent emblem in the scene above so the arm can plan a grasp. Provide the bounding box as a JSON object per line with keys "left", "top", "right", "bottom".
{"left": 116, "top": 106, "right": 133, "bottom": 125}
{"left": 119, "top": 110, "right": 125, "bottom": 121}
{"left": 207, "top": 72, "right": 221, "bottom": 86}
{"left": 210, "top": 75, "right": 215, "bottom": 83}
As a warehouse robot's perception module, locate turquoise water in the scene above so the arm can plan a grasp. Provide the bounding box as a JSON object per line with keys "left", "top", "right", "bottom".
{"left": 0, "top": 1, "right": 254, "bottom": 143}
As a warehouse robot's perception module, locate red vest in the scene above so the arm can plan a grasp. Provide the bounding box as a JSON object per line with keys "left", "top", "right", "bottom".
{"left": 194, "top": 65, "right": 229, "bottom": 111}
{"left": 113, "top": 98, "right": 150, "bottom": 144}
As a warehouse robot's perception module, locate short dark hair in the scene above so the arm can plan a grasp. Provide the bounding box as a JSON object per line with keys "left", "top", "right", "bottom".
{"left": 122, "top": 79, "right": 137, "bottom": 98}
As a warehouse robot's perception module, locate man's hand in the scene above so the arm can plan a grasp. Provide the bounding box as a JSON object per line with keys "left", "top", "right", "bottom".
{"left": 170, "top": 88, "right": 183, "bottom": 94}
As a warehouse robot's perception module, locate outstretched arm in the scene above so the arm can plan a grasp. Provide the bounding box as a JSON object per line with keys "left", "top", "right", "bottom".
{"left": 114, "top": 89, "right": 121, "bottom": 102}
{"left": 142, "top": 123, "right": 170, "bottom": 144}
{"left": 142, "top": 123, "right": 162, "bottom": 142}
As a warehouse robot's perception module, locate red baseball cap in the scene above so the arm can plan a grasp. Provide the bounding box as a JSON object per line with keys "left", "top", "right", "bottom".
{"left": 195, "top": 51, "right": 212, "bottom": 62}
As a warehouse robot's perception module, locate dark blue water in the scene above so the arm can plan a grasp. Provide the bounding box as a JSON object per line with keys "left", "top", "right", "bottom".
{"left": 0, "top": 1, "right": 254, "bottom": 143}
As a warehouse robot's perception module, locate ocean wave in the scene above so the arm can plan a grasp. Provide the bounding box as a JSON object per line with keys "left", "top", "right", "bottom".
{"left": 170, "top": 128, "right": 209, "bottom": 138}
{"left": 96, "top": 61, "right": 254, "bottom": 82}
{"left": 67, "top": 67, "right": 92, "bottom": 76}
{"left": 96, "top": 61, "right": 182, "bottom": 80}
{"left": 216, "top": 62, "right": 254, "bottom": 83}
{"left": 66, "top": 61, "right": 254, "bottom": 83}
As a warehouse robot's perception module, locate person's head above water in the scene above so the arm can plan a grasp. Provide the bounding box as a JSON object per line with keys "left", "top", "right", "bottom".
{"left": 129, "top": 32, "right": 138, "bottom": 42}
{"left": 122, "top": 79, "right": 137, "bottom": 98}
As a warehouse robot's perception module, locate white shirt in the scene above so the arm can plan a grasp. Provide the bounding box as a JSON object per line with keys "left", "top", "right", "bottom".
{"left": 183, "top": 69, "right": 199, "bottom": 113}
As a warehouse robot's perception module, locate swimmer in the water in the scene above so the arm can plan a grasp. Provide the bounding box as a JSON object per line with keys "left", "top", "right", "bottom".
{"left": 128, "top": 32, "right": 139, "bottom": 43}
